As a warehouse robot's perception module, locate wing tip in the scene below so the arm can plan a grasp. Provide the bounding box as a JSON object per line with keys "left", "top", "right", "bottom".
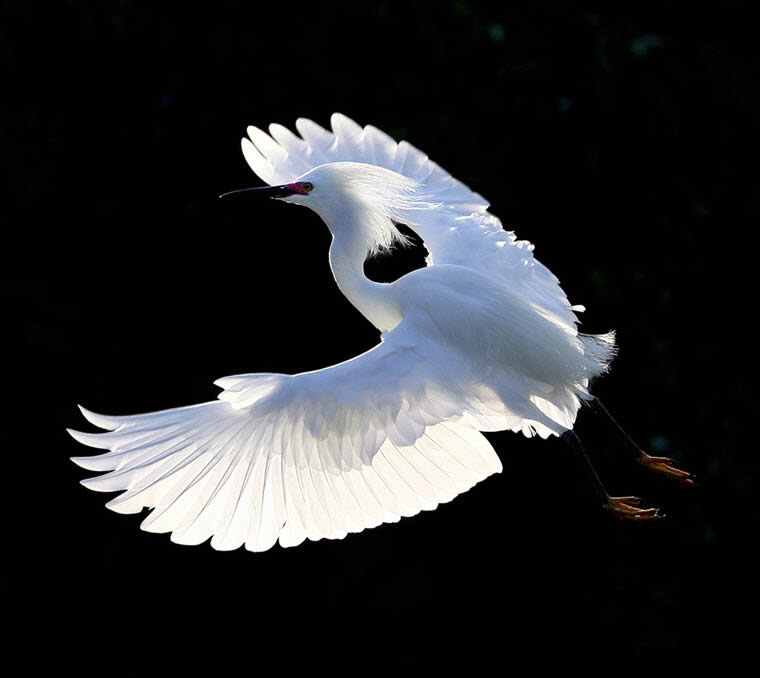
{"left": 78, "top": 475, "right": 115, "bottom": 493}
{"left": 241, "top": 137, "right": 276, "bottom": 182}
{"left": 330, "top": 112, "right": 363, "bottom": 137}
{"left": 66, "top": 427, "right": 101, "bottom": 447}
{"left": 240, "top": 136, "right": 257, "bottom": 155}
{"left": 77, "top": 405, "right": 119, "bottom": 430}
{"left": 330, "top": 111, "right": 349, "bottom": 126}
{"left": 70, "top": 454, "right": 98, "bottom": 470}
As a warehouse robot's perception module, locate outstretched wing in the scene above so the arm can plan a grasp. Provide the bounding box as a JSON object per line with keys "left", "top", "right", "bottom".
{"left": 69, "top": 318, "right": 502, "bottom": 552}
{"left": 242, "top": 112, "right": 583, "bottom": 330}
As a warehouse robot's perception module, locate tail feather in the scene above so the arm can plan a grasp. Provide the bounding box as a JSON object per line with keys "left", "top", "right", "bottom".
{"left": 581, "top": 330, "right": 618, "bottom": 375}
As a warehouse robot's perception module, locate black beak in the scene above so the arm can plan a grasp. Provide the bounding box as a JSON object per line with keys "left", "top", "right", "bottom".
{"left": 219, "top": 185, "right": 295, "bottom": 200}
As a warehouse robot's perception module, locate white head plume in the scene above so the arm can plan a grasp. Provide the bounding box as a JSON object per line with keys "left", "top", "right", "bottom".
{"left": 288, "top": 162, "right": 432, "bottom": 257}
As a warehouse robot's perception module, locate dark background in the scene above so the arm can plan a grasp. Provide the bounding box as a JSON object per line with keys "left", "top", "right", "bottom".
{"left": 4, "top": 0, "right": 755, "bottom": 670}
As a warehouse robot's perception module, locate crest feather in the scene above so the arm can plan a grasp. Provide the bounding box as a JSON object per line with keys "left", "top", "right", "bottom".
{"left": 307, "top": 162, "right": 434, "bottom": 256}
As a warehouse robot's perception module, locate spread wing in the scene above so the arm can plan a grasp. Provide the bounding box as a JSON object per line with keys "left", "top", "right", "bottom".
{"left": 69, "top": 318, "right": 502, "bottom": 552}
{"left": 242, "top": 112, "right": 583, "bottom": 330}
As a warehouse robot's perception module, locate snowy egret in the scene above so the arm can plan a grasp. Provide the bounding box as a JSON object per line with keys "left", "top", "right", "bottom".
{"left": 68, "top": 113, "right": 693, "bottom": 551}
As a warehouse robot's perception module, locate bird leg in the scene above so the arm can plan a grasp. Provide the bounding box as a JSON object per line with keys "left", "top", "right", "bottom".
{"left": 588, "top": 398, "right": 695, "bottom": 486}
{"left": 561, "top": 430, "right": 664, "bottom": 520}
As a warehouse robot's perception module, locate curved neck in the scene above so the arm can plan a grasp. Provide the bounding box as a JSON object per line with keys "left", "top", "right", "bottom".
{"left": 328, "top": 232, "right": 402, "bottom": 334}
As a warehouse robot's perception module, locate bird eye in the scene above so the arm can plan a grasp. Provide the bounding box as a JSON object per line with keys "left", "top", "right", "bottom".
{"left": 302, "top": 182, "right": 314, "bottom": 193}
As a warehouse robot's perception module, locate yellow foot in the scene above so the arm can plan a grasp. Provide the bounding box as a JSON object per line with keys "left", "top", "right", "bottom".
{"left": 604, "top": 496, "right": 663, "bottom": 520}
{"left": 638, "top": 454, "right": 695, "bottom": 486}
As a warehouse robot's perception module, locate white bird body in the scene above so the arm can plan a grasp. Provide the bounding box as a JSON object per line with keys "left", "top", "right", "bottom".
{"left": 69, "top": 114, "right": 619, "bottom": 551}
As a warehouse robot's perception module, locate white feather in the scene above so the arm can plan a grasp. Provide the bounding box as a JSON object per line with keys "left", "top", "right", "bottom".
{"left": 69, "top": 113, "right": 618, "bottom": 552}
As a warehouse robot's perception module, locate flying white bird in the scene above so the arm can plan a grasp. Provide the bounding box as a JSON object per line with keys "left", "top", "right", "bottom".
{"left": 69, "top": 113, "right": 693, "bottom": 552}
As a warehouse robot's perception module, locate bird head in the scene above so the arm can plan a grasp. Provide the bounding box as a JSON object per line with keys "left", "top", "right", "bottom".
{"left": 221, "top": 162, "right": 430, "bottom": 256}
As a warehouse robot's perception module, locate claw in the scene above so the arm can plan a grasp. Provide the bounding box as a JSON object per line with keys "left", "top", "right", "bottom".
{"left": 605, "top": 496, "right": 663, "bottom": 521}
{"left": 638, "top": 454, "right": 695, "bottom": 486}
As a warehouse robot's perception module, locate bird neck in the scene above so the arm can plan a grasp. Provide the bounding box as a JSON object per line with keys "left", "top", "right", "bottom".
{"left": 328, "top": 232, "right": 403, "bottom": 334}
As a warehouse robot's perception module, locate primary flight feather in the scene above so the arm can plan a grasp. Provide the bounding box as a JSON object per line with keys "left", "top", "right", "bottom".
{"left": 69, "top": 113, "right": 691, "bottom": 552}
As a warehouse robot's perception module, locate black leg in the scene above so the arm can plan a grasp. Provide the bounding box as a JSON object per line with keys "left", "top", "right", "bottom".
{"left": 561, "top": 429, "right": 662, "bottom": 520}
{"left": 588, "top": 397, "right": 646, "bottom": 461}
{"left": 588, "top": 397, "right": 695, "bottom": 486}
{"left": 561, "top": 430, "right": 608, "bottom": 505}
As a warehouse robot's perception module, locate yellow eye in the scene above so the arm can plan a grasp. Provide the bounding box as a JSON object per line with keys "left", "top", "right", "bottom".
{"left": 302, "top": 182, "right": 314, "bottom": 193}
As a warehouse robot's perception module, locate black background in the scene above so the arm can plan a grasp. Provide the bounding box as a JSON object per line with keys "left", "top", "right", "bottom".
{"left": 4, "top": 0, "right": 755, "bottom": 671}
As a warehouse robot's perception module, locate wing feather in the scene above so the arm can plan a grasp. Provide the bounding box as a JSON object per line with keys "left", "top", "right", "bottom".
{"left": 240, "top": 113, "right": 583, "bottom": 329}
{"left": 247, "top": 125, "right": 288, "bottom": 167}
{"left": 70, "top": 320, "right": 502, "bottom": 551}
{"left": 243, "top": 138, "right": 281, "bottom": 186}
{"left": 72, "top": 177, "right": 604, "bottom": 554}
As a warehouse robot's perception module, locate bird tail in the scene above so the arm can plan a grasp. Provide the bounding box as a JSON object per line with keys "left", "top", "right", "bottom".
{"left": 580, "top": 330, "right": 617, "bottom": 376}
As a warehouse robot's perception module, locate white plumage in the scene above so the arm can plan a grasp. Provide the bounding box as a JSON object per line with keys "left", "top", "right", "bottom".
{"left": 69, "top": 113, "right": 618, "bottom": 551}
